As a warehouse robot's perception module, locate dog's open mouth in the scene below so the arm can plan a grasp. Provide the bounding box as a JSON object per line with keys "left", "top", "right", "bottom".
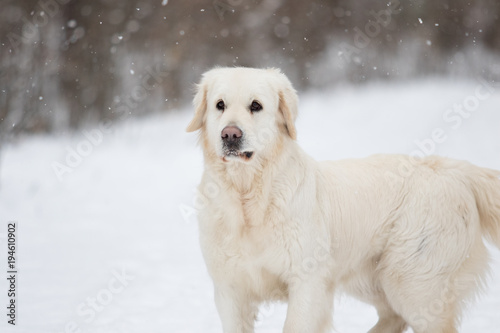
{"left": 223, "top": 150, "right": 254, "bottom": 162}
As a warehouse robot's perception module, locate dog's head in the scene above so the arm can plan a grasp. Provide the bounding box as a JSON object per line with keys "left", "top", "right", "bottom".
{"left": 186, "top": 67, "right": 298, "bottom": 164}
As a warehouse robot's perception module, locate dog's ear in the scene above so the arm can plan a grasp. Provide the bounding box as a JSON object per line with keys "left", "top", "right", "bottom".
{"left": 186, "top": 79, "right": 208, "bottom": 132}
{"left": 275, "top": 70, "right": 298, "bottom": 140}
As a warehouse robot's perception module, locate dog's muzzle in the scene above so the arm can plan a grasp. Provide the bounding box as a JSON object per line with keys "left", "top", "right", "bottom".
{"left": 221, "top": 126, "right": 254, "bottom": 161}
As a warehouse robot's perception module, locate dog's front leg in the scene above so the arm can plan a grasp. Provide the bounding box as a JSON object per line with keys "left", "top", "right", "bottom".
{"left": 214, "top": 285, "right": 258, "bottom": 333}
{"left": 283, "top": 277, "right": 334, "bottom": 333}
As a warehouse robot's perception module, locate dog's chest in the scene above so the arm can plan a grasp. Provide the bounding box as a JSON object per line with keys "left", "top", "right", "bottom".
{"left": 224, "top": 222, "right": 290, "bottom": 299}
{"left": 231, "top": 205, "right": 288, "bottom": 269}
{"left": 203, "top": 195, "right": 291, "bottom": 285}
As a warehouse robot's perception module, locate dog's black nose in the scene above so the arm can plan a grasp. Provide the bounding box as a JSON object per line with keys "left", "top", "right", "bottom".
{"left": 221, "top": 126, "right": 242, "bottom": 145}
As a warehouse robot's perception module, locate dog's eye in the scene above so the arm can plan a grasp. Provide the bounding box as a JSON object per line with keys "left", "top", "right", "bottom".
{"left": 250, "top": 101, "right": 262, "bottom": 112}
{"left": 216, "top": 100, "right": 225, "bottom": 111}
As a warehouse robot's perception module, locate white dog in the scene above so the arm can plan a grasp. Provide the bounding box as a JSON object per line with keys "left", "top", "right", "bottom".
{"left": 186, "top": 67, "right": 500, "bottom": 333}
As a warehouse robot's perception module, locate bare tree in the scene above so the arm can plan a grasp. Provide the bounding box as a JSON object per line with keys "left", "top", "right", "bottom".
{"left": 0, "top": 0, "right": 498, "bottom": 145}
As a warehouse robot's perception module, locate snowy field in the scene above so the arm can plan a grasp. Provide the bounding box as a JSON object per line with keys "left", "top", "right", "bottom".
{"left": 0, "top": 78, "right": 500, "bottom": 333}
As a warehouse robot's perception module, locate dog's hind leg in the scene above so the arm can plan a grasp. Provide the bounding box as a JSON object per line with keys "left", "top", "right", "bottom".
{"left": 376, "top": 230, "right": 489, "bottom": 333}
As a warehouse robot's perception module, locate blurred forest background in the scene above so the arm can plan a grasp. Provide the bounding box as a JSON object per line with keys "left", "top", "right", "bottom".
{"left": 0, "top": 0, "right": 499, "bottom": 143}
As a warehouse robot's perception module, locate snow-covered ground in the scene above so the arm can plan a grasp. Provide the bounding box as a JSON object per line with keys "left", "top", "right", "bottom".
{"left": 0, "top": 78, "right": 499, "bottom": 333}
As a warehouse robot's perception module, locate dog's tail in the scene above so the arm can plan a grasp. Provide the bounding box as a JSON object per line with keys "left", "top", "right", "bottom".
{"left": 469, "top": 165, "right": 500, "bottom": 249}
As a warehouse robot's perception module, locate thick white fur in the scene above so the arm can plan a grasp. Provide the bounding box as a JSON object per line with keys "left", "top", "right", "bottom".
{"left": 186, "top": 67, "right": 500, "bottom": 333}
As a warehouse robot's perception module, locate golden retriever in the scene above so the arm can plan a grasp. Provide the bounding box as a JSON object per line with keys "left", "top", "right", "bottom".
{"left": 186, "top": 67, "right": 500, "bottom": 333}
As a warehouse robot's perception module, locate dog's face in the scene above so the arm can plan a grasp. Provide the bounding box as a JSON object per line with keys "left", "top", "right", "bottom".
{"left": 186, "top": 67, "right": 298, "bottom": 164}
